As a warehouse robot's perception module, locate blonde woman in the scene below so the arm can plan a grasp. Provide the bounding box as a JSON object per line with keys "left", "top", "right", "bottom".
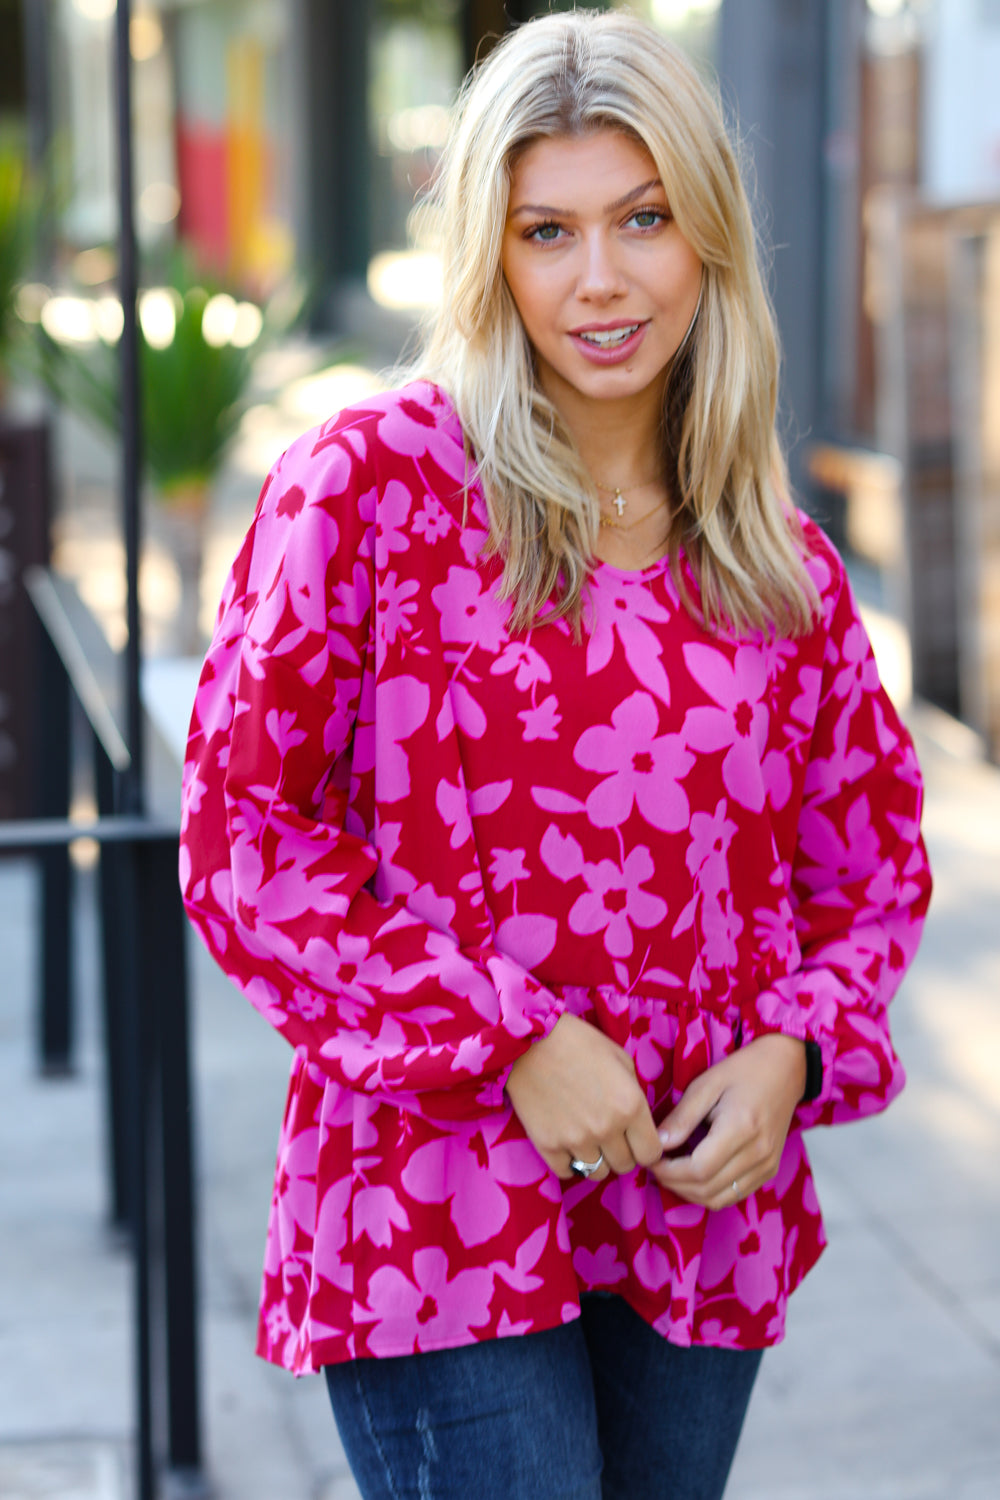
{"left": 180, "top": 11, "right": 930, "bottom": 1498}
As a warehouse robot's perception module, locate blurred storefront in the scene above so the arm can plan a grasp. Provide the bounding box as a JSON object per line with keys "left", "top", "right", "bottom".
{"left": 171, "top": 1, "right": 297, "bottom": 289}
{"left": 17, "top": 0, "right": 996, "bottom": 426}
{"left": 8, "top": 0, "right": 1000, "bottom": 752}
{"left": 856, "top": 0, "right": 1000, "bottom": 748}
{"left": 44, "top": 0, "right": 297, "bottom": 295}
{"left": 714, "top": 0, "right": 1000, "bottom": 752}
{"left": 24, "top": 1, "right": 721, "bottom": 309}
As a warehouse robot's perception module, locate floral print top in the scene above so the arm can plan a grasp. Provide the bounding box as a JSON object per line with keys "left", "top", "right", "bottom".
{"left": 179, "top": 381, "right": 931, "bottom": 1372}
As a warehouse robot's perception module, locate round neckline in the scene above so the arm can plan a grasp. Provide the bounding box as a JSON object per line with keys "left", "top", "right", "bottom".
{"left": 592, "top": 552, "right": 673, "bottom": 582}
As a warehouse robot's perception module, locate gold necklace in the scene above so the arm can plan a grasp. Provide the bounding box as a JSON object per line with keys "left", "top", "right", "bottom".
{"left": 594, "top": 468, "right": 665, "bottom": 530}
{"left": 599, "top": 507, "right": 666, "bottom": 533}
{"left": 594, "top": 467, "right": 663, "bottom": 523}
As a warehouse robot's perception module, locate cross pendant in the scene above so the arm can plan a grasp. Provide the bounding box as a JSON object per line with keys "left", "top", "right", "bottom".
{"left": 613, "top": 489, "right": 626, "bottom": 518}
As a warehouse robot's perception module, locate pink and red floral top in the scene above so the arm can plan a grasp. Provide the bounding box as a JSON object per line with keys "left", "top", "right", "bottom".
{"left": 179, "top": 381, "right": 930, "bottom": 1372}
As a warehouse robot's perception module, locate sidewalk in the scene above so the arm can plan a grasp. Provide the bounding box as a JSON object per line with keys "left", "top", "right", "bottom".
{"left": 2, "top": 369, "right": 999, "bottom": 1497}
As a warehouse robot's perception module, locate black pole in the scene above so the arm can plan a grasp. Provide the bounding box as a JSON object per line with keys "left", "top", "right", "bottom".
{"left": 113, "top": 0, "right": 145, "bottom": 816}
{"left": 113, "top": 11, "right": 151, "bottom": 1497}
{"left": 143, "top": 839, "right": 204, "bottom": 1484}
{"left": 96, "top": 745, "right": 132, "bottom": 1229}
{"left": 37, "top": 621, "right": 72, "bottom": 1074}
{"left": 119, "top": 836, "right": 155, "bottom": 1500}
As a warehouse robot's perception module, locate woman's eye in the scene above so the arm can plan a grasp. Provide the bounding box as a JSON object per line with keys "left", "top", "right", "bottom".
{"left": 628, "top": 208, "right": 665, "bottom": 230}
{"left": 527, "top": 222, "right": 563, "bottom": 242}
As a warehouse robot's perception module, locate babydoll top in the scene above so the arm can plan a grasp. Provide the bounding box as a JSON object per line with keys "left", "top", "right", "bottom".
{"left": 179, "top": 381, "right": 931, "bottom": 1373}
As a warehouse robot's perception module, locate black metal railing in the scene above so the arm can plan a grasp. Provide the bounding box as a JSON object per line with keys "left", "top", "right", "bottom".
{"left": 1, "top": 566, "right": 205, "bottom": 1500}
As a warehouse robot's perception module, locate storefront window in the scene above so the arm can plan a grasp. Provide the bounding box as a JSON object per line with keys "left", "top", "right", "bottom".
{"left": 55, "top": 0, "right": 121, "bottom": 248}
{"left": 367, "top": 0, "right": 462, "bottom": 311}
{"left": 51, "top": 0, "right": 297, "bottom": 295}
{"left": 54, "top": 0, "right": 177, "bottom": 256}
{"left": 172, "top": 0, "right": 295, "bottom": 292}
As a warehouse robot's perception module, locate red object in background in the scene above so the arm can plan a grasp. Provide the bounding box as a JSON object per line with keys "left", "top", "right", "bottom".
{"left": 176, "top": 117, "right": 228, "bottom": 271}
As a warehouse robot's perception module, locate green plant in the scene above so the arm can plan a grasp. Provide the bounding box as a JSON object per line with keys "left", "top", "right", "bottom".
{"left": 30, "top": 255, "right": 282, "bottom": 494}
{"left": 0, "top": 135, "right": 38, "bottom": 388}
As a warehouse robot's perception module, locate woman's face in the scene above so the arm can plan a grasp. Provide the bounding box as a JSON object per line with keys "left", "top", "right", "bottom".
{"left": 501, "top": 130, "right": 703, "bottom": 424}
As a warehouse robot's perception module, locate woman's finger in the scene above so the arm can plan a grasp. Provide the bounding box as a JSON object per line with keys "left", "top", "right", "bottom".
{"left": 663, "top": 1150, "right": 774, "bottom": 1207}
{"left": 567, "top": 1145, "right": 615, "bottom": 1182}
{"left": 656, "top": 1070, "right": 722, "bottom": 1156}
{"left": 652, "top": 1034, "right": 807, "bottom": 1205}
{"left": 653, "top": 1116, "right": 785, "bottom": 1205}
{"left": 595, "top": 1138, "right": 635, "bottom": 1178}
{"left": 622, "top": 1098, "right": 666, "bottom": 1169}
{"left": 506, "top": 1012, "right": 658, "bottom": 1176}
{"left": 540, "top": 1144, "right": 606, "bottom": 1182}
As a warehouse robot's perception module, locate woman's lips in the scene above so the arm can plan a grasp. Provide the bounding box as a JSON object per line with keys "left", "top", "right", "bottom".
{"left": 569, "top": 321, "right": 648, "bottom": 365}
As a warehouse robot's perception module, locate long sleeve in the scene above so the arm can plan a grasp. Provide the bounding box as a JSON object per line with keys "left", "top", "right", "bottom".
{"left": 738, "top": 561, "right": 931, "bottom": 1126}
{"left": 179, "top": 408, "right": 563, "bottom": 1122}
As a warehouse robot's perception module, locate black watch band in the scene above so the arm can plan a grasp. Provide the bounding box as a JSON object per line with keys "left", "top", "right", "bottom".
{"left": 802, "top": 1040, "right": 823, "bottom": 1103}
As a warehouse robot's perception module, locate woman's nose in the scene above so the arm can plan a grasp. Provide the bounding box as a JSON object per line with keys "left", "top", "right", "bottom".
{"left": 576, "top": 231, "right": 627, "bottom": 299}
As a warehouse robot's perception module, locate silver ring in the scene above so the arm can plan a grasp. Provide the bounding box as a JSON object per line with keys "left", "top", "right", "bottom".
{"left": 732, "top": 1179, "right": 739, "bottom": 1195}
{"left": 569, "top": 1151, "right": 605, "bottom": 1179}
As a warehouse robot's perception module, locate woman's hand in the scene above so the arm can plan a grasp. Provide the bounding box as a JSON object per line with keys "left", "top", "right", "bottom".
{"left": 505, "top": 1013, "right": 663, "bottom": 1181}
{"left": 651, "top": 1034, "right": 807, "bottom": 1210}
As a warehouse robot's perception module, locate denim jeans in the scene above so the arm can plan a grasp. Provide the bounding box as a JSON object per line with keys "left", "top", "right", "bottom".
{"left": 324, "top": 1293, "right": 763, "bottom": 1500}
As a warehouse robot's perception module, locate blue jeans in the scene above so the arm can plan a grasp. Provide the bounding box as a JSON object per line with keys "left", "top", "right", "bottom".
{"left": 324, "top": 1293, "right": 763, "bottom": 1500}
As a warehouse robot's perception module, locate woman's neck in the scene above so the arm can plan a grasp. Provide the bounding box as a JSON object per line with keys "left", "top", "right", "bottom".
{"left": 540, "top": 380, "right": 674, "bottom": 573}
{"left": 541, "top": 372, "right": 665, "bottom": 491}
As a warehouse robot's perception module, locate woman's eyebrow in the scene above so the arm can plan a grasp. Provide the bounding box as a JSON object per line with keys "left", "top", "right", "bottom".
{"left": 604, "top": 177, "right": 664, "bottom": 213}
{"left": 508, "top": 177, "right": 665, "bottom": 219}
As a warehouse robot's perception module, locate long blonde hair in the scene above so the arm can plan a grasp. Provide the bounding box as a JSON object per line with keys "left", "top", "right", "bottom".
{"left": 411, "top": 9, "right": 819, "bottom": 637}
